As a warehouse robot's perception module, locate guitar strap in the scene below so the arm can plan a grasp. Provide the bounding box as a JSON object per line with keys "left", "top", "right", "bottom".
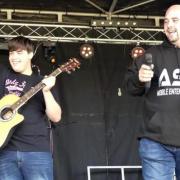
{"left": 2, "top": 68, "right": 10, "bottom": 97}
{"left": 47, "top": 118, "right": 54, "bottom": 157}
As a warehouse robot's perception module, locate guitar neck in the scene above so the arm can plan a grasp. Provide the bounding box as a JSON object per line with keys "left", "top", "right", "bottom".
{"left": 11, "top": 68, "right": 62, "bottom": 111}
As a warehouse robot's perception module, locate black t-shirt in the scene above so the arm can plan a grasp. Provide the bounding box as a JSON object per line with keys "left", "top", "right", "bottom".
{"left": 0, "top": 66, "right": 57, "bottom": 152}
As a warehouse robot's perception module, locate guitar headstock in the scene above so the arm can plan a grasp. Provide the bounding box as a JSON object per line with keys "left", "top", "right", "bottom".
{"left": 60, "top": 58, "right": 80, "bottom": 73}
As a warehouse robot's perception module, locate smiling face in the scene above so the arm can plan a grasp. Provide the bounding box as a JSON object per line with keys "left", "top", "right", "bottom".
{"left": 164, "top": 5, "right": 180, "bottom": 47}
{"left": 9, "top": 49, "right": 33, "bottom": 75}
{"left": 8, "top": 36, "right": 34, "bottom": 75}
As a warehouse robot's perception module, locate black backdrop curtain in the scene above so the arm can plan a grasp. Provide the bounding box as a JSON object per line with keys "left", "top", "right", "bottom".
{"left": 0, "top": 42, "right": 146, "bottom": 180}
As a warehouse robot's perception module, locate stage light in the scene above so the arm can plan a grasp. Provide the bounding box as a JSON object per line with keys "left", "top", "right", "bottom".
{"left": 44, "top": 45, "right": 57, "bottom": 64}
{"left": 80, "top": 43, "right": 94, "bottom": 59}
{"left": 133, "top": 22, "right": 137, "bottom": 26}
{"left": 125, "top": 22, "right": 129, "bottom": 26}
{"left": 131, "top": 46, "right": 145, "bottom": 59}
{"left": 50, "top": 55, "right": 56, "bottom": 64}
{"left": 92, "top": 21, "right": 97, "bottom": 26}
{"left": 90, "top": 19, "right": 138, "bottom": 27}
{"left": 117, "top": 22, "right": 121, "bottom": 26}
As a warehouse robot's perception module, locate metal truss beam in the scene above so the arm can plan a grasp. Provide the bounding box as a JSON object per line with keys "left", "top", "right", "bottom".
{"left": 0, "top": 22, "right": 163, "bottom": 45}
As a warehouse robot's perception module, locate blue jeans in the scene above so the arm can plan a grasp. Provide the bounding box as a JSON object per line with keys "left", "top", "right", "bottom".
{"left": 139, "top": 138, "right": 180, "bottom": 180}
{"left": 0, "top": 151, "right": 53, "bottom": 180}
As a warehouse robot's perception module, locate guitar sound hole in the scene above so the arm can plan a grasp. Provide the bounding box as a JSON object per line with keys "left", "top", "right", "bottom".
{"left": 0, "top": 107, "right": 13, "bottom": 121}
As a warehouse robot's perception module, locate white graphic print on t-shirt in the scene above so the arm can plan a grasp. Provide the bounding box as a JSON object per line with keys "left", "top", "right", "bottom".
{"left": 5, "top": 79, "right": 26, "bottom": 97}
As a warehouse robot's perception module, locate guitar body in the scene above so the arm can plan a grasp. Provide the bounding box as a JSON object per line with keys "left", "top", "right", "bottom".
{"left": 0, "top": 94, "right": 24, "bottom": 149}
{"left": 0, "top": 58, "right": 80, "bottom": 149}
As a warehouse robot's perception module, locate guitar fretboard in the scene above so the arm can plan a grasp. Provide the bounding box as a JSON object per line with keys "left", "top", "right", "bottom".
{"left": 11, "top": 67, "right": 62, "bottom": 111}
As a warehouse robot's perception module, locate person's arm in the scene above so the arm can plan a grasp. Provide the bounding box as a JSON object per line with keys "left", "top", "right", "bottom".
{"left": 42, "top": 76, "right": 61, "bottom": 123}
{"left": 125, "top": 62, "right": 145, "bottom": 96}
{"left": 125, "top": 57, "right": 154, "bottom": 96}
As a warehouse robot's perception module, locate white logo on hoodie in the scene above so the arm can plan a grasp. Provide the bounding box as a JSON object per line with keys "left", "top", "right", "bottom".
{"left": 159, "top": 68, "right": 180, "bottom": 87}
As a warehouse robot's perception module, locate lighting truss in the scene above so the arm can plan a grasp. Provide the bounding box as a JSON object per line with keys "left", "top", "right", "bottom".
{"left": 0, "top": 8, "right": 165, "bottom": 45}
{"left": 0, "top": 22, "right": 164, "bottom": 45}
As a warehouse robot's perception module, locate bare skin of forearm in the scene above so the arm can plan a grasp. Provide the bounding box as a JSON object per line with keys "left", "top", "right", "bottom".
{"left": 43, "top": 90, "right": 62, "bottom": 122}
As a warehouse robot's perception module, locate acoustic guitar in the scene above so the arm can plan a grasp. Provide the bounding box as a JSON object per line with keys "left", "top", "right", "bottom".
{"left": 0, "top": 58, "right": 80, "bottom": 149}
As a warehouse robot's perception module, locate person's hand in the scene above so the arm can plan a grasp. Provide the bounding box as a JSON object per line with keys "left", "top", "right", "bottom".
{"left": 42, "top": 76, "right": 56, "bottom": 92}
{"left": 139, "top": 64, "right": 154, "bottom": 82}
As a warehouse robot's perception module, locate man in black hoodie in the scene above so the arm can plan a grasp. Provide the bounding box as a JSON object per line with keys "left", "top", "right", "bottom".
{"left": 126, "top": 4, "right": 180, "bottom": 180}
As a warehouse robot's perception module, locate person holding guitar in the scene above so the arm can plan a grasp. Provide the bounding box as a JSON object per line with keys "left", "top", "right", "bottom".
{"left": 0, "top": 36, "right": 62, "bottom": 180}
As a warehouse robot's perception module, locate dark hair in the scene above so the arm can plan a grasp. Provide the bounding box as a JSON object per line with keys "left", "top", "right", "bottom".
{"left": 8, "top": 36, "right": 34, "bottom": 53}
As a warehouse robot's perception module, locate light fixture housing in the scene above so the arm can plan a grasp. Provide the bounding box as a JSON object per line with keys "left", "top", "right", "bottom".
{"left": 131, "top": 46, "right": 145, "bottom": 59}
{"left": 91, "top": 20, "right": 138, "bottom": 27}
{"left": 80, "top": 43, "right": 94, "bottom": 59}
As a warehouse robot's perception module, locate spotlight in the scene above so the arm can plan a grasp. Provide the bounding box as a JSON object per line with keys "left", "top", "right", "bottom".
{"left": 125, "top": 21, "right": 129, "bottom": 26}
{"left": 80, "top": 43, "right": 94, "bottom": 59}
{"left": 131, "top": 46, "right": 145, "bottom": 59}
{"left": 44, "top": 45, "right": 57, "bottom": 64}
{"left": 117, "top": 22, "right": 121, "bottom": 26}
{"left": 50, "top": 55, "right": 56, "bottom": 64}
{"left": 90, "top": 20, "right": 138, "bottom": 27}
{"left": 92, "top": 21, "right": 96, "bottom": 26}
{"left": 101, "top": 21, "right": 105, "bottom": 25}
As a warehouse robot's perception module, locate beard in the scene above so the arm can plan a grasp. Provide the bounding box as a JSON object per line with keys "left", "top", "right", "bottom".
{"left": 166, "top": 31, "right": 179, "bottom": 43}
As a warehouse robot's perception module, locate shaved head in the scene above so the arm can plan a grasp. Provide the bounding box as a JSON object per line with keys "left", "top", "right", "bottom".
{"left": 164, "top": 4, "right": 180, "bottom": 47}
{"left": 165, "top": 5, "right": 180, "bottom": 17}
